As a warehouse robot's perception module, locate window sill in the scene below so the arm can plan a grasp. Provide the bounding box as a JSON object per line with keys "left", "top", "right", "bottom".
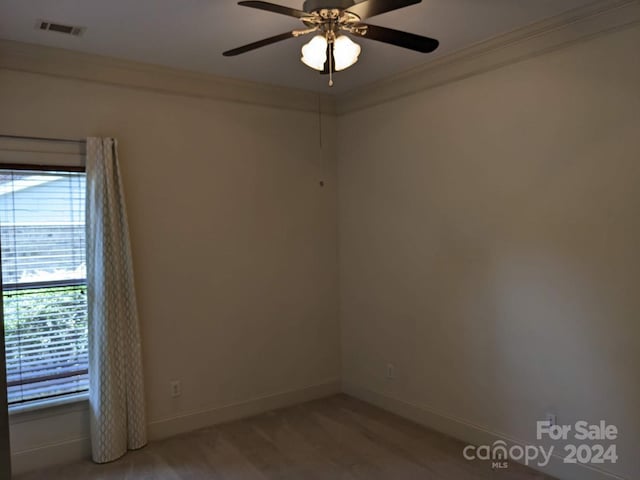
{"left": 8, "top": 392, "right": 89, "bottom": 417}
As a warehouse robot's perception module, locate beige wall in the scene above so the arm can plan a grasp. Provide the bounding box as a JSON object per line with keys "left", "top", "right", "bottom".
{"left": 0, "top": 68, "right": 340, "bottom": 470}
{"left": 2, "top": 19, "right": 639, "bottom": 480}
{"left": 338, "top": 25, "right": 640, "bottom": 480}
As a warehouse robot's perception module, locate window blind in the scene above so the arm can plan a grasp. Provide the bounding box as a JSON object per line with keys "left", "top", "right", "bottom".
{"left": 0, "top": 169, "right": 88, "bottom": 404}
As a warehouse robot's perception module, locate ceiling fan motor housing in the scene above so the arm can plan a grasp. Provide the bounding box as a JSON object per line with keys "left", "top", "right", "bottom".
{"left": 303, "top": 0, "right": 356, "bottom": 13}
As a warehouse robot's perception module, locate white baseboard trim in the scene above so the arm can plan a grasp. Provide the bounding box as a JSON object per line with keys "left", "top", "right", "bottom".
{"left": 10, "top": 378, "right": 340, "bottom": 475}
{"left": 148, "top": 378, "right": 341, "bottom": 440}
{"left": 11, "top": 435, "right": 91, "bottom": 475}
{"left": 342, "top": 382, "right": 627, "bottom": 480}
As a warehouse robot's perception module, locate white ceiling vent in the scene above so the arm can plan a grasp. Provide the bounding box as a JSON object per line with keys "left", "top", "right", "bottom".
{"left": 36, "top": 20, "right": 85, "bottom": 36}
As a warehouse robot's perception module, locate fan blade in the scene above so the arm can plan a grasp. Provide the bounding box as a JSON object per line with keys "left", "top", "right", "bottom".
{"left": 346, "top": 0, "right": 421, "bottom": 19}
{"left": 355, "top": 24, "right": 438, "bottom": 53}
{"left": 223, "top": 31, "right": 295, "bottom": 56}
{"left": 238, "top": 1, "right": 310, "bottom": 19}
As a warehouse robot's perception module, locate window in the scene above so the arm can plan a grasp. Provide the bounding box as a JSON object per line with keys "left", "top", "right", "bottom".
{"left": 0, "top": 168, "right": 88, "bottom": 405}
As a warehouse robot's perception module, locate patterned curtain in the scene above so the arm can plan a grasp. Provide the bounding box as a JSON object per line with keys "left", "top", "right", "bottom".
{"left": 86, "top": 138, "right": 147, "bottom": 463}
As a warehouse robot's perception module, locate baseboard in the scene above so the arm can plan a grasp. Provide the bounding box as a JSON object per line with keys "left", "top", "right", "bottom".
{"left": 10, "top": 378, "right": 340, "bottom": 475}
{"left": 148, "top": 378, "right": 341, "bottom": 440}
{"left": 11, "top": 435, "right": 91, "bottom": 475}
{"left": 342, "top": 382, "right": 627, "bottom": 480}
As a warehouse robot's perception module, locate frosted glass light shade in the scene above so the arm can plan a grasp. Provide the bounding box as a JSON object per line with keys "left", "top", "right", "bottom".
{"left": 301, "top": 35, "right": 328, "bottom": 71}
{"left": 333, "top": 35, "right": 361, "bottom": 71}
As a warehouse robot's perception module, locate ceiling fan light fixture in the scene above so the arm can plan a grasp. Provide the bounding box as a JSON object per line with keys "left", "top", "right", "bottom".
{"left": 301, "top": 34, "right": 328, "bottom": 71}
{"left": 333, "top": 35, "right": 361, "bottom": 71}
{"left": 225, "top": 0, "right": 440, "bottom": 86}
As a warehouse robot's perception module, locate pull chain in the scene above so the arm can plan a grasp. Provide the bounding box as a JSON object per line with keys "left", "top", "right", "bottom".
{"left": 317, "top": 94, "right": 325, "bottom": 187}
{"left": 328, "top": 42, "right": 334, "bottom": 87}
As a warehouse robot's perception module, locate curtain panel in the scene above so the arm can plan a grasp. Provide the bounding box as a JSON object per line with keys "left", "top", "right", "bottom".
{"left": 86, "top": 137, "right": 147, "bottom": 463}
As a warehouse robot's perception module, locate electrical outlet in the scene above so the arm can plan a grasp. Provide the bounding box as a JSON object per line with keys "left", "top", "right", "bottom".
{"left": 386, "top": 363, "right": 395, "bottom": 379}
{"left": 170, "top": 380, "right": 181, "bottom": 398}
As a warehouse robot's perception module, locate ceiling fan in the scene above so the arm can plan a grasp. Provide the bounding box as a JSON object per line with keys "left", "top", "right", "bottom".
{"left": 223, "top": 0, "right": 439, "bottom": 86}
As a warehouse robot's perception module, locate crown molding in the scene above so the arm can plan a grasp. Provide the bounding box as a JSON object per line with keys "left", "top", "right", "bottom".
{"left": 0, "top": 39, "right": 336, "bottom": 115}
{"left": 336, "top": 0, "right": 640, "bottom": 114}
{"left": 0, "top": 0, "right": 638, "bottom": 117}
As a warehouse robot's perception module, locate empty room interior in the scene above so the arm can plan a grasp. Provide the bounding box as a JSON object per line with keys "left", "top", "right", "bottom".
{"left": 0, "top": 0, "right": 638, "bottom": 479}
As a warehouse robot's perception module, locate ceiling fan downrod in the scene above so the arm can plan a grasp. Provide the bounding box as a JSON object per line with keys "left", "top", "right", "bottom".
{"left": 302, "top": 0, "right": 356, "bottom": 12}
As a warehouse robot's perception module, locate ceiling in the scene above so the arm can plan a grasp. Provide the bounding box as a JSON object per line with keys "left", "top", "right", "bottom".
{"left": 0, "top": 0, "right": 596, "bottom": 94}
